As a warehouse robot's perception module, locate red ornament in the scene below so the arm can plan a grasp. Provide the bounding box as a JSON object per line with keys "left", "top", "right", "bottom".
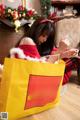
{"left": 18, "top": 5, "right": 25, "bottom": 11}
{"left": 27, "top": 10, "right": 34, "bottom": 17}
{"left": 0, "top": 4, "right": 5, "bottom": 17}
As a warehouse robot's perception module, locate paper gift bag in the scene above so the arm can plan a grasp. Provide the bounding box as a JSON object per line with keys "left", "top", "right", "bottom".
{"left": 0, "top": 58, "right": 65, "bottom": 120}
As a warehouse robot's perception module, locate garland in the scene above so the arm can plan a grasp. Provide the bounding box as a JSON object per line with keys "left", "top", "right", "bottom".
{"left": 0, "top": 4, "right": 39, "bottom": 32}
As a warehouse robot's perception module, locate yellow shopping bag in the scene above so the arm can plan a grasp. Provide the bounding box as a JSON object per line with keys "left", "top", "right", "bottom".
{"left": 0, "top": 58, "right": 65, "bottom": 120}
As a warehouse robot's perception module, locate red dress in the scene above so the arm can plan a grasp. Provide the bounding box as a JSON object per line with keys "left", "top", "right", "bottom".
{"left": 51, "top": 48, "right": 80, "bottom": 85}
{"left": 15, "top": 44, "right": 40, "bottom": 59}
{"left": 51, "top": 48, "right": 71, "bottom": 85}
{"left": 15, "top": 44, "right": 78, "bottom": 85}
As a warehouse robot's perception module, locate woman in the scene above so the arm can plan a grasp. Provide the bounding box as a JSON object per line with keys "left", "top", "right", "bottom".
{"left": 10, "top": 17, "right": 80, "bottom": 85}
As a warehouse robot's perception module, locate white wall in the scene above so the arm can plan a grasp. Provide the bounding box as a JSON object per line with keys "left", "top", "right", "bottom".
{"left": 2, "top": 0, "right": 41, "bottom": 14}
{"left": 4, "top": 0, "right": 22, "bottom": 8}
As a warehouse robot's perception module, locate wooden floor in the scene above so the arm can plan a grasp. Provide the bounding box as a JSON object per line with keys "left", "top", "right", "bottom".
{"left": 19, "top": 83, "right": 80, "bottom": 120}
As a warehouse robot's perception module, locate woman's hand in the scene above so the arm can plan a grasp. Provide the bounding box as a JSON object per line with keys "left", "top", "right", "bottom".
{"left": 43, "top": 54, "right": 60, "bottom": 63}
{"left": 51, "top": 40, "right": 70, "bottom": 55}
{"left": 60, "top": 49, "right": 79, "bottom": 58}
{"left": 58, "top": 40, "right": 70, "bottom": 53}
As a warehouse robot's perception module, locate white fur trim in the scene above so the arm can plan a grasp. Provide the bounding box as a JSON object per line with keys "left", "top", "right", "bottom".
{"left": 10, "top": 48, "right": 47, "bottom": 63}
{"left": 10, "top": 48, "right": 27, "bottom": 59}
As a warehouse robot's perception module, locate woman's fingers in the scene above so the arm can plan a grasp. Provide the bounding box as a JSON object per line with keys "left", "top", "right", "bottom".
{"left": 47, "top": 54, "right": 60, "bottom": 63}
{"left": 59, "top": 40, "right": 70, "bottom": 51}
{"left": 61, "top": 49, "right": 79, "bottom": 58}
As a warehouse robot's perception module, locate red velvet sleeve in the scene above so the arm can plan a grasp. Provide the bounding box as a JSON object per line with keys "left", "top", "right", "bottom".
{"left": 18, "top": 44, "right": 40, "bottom": 58}
{"left": 50, "top": 47, "right": 58, "bottom": 55}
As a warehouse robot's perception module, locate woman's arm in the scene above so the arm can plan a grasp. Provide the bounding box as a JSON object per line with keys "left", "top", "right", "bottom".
{"left": 51, "top": 48, "right": 78, "bottom": 59}
{"left": 51, "top": 40, "right": 79, "bottom": 59}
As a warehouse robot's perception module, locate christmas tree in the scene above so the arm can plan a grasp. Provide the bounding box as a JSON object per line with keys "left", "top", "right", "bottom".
{"left": 40, "top": 0, "right": 51, "bottom": 18}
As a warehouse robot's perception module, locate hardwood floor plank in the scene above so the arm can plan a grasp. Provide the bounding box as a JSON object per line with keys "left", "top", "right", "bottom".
{"left": 18, "top": 83, "right": 80, "bottom": 120}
